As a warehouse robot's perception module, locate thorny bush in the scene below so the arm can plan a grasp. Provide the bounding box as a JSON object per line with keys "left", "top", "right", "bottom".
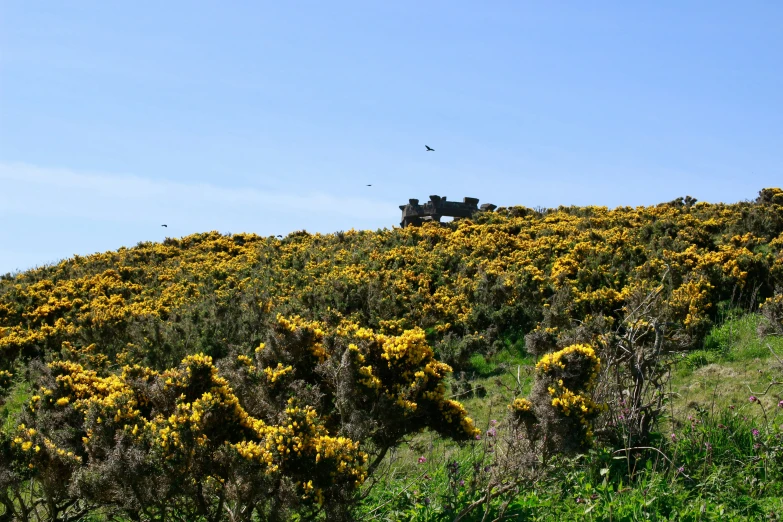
{"left": 0, "top": 313, "right": 478, "bottom": 521}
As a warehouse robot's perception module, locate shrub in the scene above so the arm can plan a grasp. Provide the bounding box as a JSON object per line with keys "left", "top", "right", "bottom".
{"left": 5, "top": 314, "right": 478, "bottom": 521}
{"left": 510, "top": 344, "right": 603, "bottom": 457}
{"left": 759, "top": 292, "right": 783, "bottom": 338}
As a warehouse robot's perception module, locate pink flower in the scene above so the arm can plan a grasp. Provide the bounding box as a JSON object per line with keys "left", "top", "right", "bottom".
{"left": 752, "top": 429, "right": 760, "bottom": 438}
{"left": 749, "top": 396, "right": 757, "bottom": 403}
{"left": 778, "top": 400, "right": 783, "bottom": 408}
{"left": 418, "top": 456, "right": 427, "bottom": 464}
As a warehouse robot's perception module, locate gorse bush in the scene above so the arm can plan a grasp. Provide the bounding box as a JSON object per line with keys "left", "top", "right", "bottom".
{"left": 1, "top": 314, "right": 477, "bottom": 521}
{"left": 257, "top": 314, "right": 479, "bottom": 452}
{"left": 2, "top": 189, "right": 783, "bottom": 378}
{"left": 2, "top": 188, "right": 783, "bottom": 519}
{"left": 8, "top": 357, "right": 367, "bottom": 520}
{"left": 760, "top": 292, "right": 783, "bottom": 338}
{"left": 0, "top": 370, "right": 11, "bottom": 396}
{"left": 511, "top": 344, "right": 603, "bottom": 456}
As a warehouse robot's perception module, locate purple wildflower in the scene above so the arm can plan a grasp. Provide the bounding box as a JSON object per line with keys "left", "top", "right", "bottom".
{"left": 418, "top": 456, "right": 427, "bottom": 464}
{"left": 752, "top": 429, "right": 760, "bottom": 438}
{"left": 749, "top": 396, "right": 757, "bottom": 403}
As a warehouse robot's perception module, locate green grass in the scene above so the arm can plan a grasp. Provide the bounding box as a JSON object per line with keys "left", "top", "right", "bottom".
{"left": 1, "top": 378, "right": 31, "bottom": 434}
{"left": 359, "top": 312, "right": 783, "bottom": 520}
{"left": 702, "top": 312, "right": 782, "bottom": 362}
{"left": 670, "top": 313, "right": 783, "bottom": 422}
{"left": 467, "top": 353, "right": 496, "bottom": 377}
{"left": 4, "top": 313, "right": 782, "bottom": 520}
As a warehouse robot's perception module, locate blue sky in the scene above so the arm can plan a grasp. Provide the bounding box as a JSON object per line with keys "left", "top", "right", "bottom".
{"left": 1, "top": 2, "right": 782, "bottom": 273}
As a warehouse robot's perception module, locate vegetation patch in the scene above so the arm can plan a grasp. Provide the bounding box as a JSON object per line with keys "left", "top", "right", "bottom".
{"left": 2, "top": 188, "right": 783, "bottom": 519}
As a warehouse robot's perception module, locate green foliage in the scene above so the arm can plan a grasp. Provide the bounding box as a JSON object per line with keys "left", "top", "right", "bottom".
{"left": 682, "top": 349, "right": 721, "bottom": 371}
{"left": 2, "top": 191, "right": 783, "bottom": 519}
{"left": 467, "top": 353, "right": 495, "bottom": 377}
{"left": 1, "top": 378, "right": 31, "bottom": 434}
{"left": 357, "top": 312, "right": 783, "bottom": 521}
{"left": 704, "top": 312, "right": 771, "bottom": 359}
{"left": 358, "top": 400, "right": 783, "bottom": 521}
{"left": 691, "top": 312, "right": 783, "bottom": 370}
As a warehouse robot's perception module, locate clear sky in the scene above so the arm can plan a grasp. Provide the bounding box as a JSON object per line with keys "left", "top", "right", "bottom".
{"left": 1, "top": 2, "right": 782, "bottom": 274}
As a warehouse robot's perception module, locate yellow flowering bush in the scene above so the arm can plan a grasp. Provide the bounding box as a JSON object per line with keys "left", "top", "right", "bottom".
{"left": 2, "top": 190, "right": 783, "bottom": 377}
{"left": 509, "top": 398, "right": 535, "bottom": 430}
{"left": 759, "top": 292, "right": 783, "bottom": 337}
{"left": 535, "top": 344, "right": 602, "bottom": 394}
{"left": 256, "top": 314, "right": 479, "bottom": 450}
{"left": 2, "top": 189, "right": 783, "bottom": 518}
{"left": 0, "top": 369, "right": 11, "bottom": 392}
{"left": 511, "top": 344, "right": 603, "bottom": 455}
{"left": 6, "top": 311, "right": 477, "bottom": 519}
{"left": 10, "top": 353, "right": 369, "bottom": 519}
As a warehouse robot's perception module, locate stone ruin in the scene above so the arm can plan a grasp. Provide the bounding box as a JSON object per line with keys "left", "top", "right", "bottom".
{"left": 399, "top": 195, "right": 496, "bottom": 228}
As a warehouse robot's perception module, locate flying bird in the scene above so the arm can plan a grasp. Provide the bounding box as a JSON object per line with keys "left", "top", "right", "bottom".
{"left": 276, "top": 235, "right": 283, "bottom": 238}
{"left": 161, "top": 224, "right": 168, "bottom": 227}
{"left": 366, "top": 184, "right": 372, "bottom": 186}
{"left": 425, "top": 145, "right": 434, "bottom": 151}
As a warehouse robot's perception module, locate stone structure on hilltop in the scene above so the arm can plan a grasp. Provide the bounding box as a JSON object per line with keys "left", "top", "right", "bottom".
{"left": 399, "top": 195, "right": 496, "bottom": 228}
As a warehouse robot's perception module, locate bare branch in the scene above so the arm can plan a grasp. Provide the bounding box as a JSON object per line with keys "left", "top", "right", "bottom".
{"left": 452, "top": 482, "right": 519, "bottom": 522}
{"left": 746, "top": 381, "right": 783, "bottom": 397}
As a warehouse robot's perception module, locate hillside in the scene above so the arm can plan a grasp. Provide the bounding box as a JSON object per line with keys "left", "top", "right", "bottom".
{"left": 2, "top": 188, "right": 783, "bottom": 521}
{"left": 3, "top": 190, "right": 783, "bottom": 372}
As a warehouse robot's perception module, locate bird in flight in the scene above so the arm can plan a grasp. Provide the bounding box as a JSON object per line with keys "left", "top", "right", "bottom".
{"left": 276, "top": 234, "right": 283, "bottom": 238}
{"left": 366, "top": 184, "right": 372, "bottom": 186}
{"left": 425, "top": 145, "right": 435, "bottom": 151}
{"left": 161, "top": 224, "right": 168, "bottom": 227}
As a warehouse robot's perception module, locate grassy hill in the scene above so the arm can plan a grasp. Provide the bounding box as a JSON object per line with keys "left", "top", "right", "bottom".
{"left": 2, "top": 189, "right": 783, "bottom": 520}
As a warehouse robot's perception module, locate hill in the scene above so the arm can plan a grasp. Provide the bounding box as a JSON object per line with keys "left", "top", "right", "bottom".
{"left": 2, "top": 188, "right": 783, "bottom": 520}
{"left": 3, "top": 189, "right": 783, "bottom": 372}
